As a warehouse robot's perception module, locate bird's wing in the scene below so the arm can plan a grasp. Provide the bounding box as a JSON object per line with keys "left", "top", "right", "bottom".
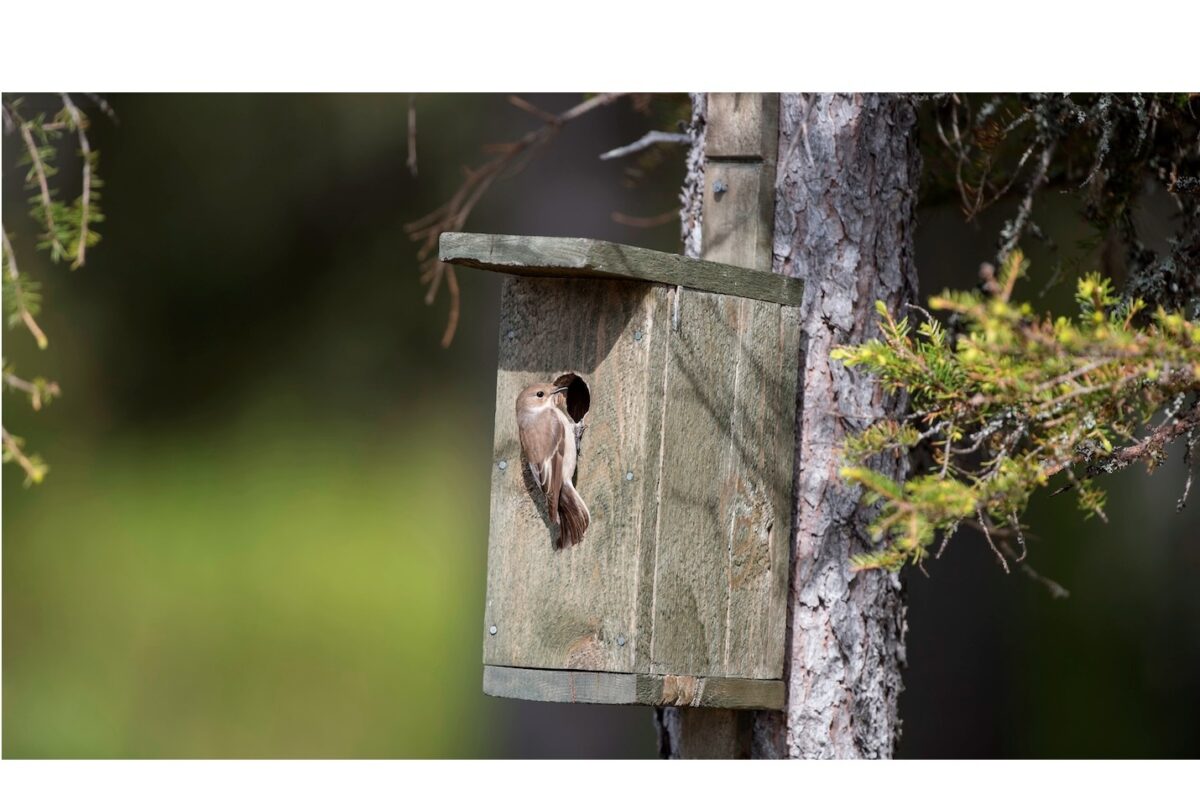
{"left": 519, "top": 408, "right": 563, "bottom": 494}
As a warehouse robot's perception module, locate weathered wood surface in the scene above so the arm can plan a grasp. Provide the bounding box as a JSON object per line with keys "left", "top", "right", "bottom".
{"left": 657, "top": 92, "right": 792, "bottom": 755}
{"left": 440, "top": 233, "right": 804, "bottom": 307}
{"left": 484, "top": 272, "right": 797, "bottom": 686}
{"left": 484, "top": 666, "right": 784, "bottom": 710}
{"left": 702, "top": 162, "right": 776, "bottom": 272}
{"left": 703, "top": 93, "right": 778, "bottom": 273}
{"left": 643, "top": 292, "right": 798, "bottom": 680}
{"left": 706, "top": 94, "right": 780, "bottom": 160}
{"left": 484, "top": 276, "right": 670, "bottom": 675}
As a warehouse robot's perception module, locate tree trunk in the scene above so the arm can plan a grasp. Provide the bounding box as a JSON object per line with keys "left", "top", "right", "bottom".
{"left": 657, "top": 93, "right": 920, "bottom": 759}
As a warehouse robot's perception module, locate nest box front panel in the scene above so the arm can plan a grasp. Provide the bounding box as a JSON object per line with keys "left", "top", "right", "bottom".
{"left": 484, "top": 275, "right": 672, "bottom": 675}
{"left": 644, "top": 291, "right": 800, "bottom": 680}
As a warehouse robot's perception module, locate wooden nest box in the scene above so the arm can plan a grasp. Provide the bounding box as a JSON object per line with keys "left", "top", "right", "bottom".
{"left": 441, "top": 231, "right": 803, "bottom": 711}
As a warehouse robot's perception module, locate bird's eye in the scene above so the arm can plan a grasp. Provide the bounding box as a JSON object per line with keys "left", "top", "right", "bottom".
{"left": 536, "top": 391, "right": 545, "bottom": 398}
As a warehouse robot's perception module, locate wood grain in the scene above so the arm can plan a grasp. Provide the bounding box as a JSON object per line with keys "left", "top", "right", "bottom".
{"left": 706, "top": 93, "right": 779, "bottom": 160}
{"left": 440, "top": 233, "right": 803, "bottom": 307}
{"left": 484, "top": 276, "right": 671, "bottom": 674}
{"left": 647, "top": 292, "right": 798, "bottom": 679}
{"left": 483, "top": 666, "right": 784, "bottom": 710}
{"left": 702, "top": 162, "right": 776, "bottom": 272}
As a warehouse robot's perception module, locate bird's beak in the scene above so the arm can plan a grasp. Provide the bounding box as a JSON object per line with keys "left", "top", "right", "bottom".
{"left": 552, "top": 385, "right": 569, "bottom": 395}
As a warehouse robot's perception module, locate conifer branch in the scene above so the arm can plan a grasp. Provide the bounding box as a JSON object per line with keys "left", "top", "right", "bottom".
{"left": 59, "top": 93, "right": 93, "bottom": 268}
{"left": 2, "top": 227, "right": 49, "bottom": 349}
{"left": 18, "top": 119, "right": 65, "bottom": 261}
{"left": 1, "top": 426, "right": 48, "bottom": 486}
{"left": 835, "top": 253, "right": 1200, "bottom": 573}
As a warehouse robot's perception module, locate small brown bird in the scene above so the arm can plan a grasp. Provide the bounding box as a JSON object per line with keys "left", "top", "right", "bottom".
{"left": 515, "top": 381, "right": 590, "bottom": 548}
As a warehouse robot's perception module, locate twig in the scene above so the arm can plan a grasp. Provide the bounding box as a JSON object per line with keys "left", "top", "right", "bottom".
{"left": 977, "top": 510, "right": 1010, "bottom": 573}
{"left": 1, "top": 426, "right": 46, "bottom": 485}
{"left": 1179, "top": 428, "right": 1197, "bottom": 511}
{"left": 84, "top": 93, "right": 119, "bottom": 124}
{"left": 3, "top": 371, "right": 60, "bottom": 410}
{"left": 19, "top": 120, "right": 64, "bottom": 261}
{"left": 406, "top": 94, "right": 418, "bottom": 177}
{"left": 2, "top": 227, "right": 49, "bottom": 349}
{"left": 507, "top": 95, "right": 559, "bottom": 125}
{"left": 405, "top": 93, "right": 623, "bottom": 347}
{"left": 997, "top": 141, "right": 1056, "bottom": 266}
{"left": 60, "top": 93, "right": 93, "bottom": 268}
{"left": 1044, "top": 402, "right": 1200, "bottom": 487}
{"left": 999, "top": 542, "right": 1069, "bottom": 598}
{"left": 598, "top": 130, "right": 691, "bottom": 161}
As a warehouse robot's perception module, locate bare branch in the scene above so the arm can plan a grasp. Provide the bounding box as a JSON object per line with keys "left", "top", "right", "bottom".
{"left": 406, "top": 94, "right": 418, "bottom": 177}
{"left": 598, "top": 130, "right": 691, "bottom": 161}
{"left": 997, "top": 141, "right": 1056, "bottom": 265}
{"left": 507, "top": 95, "right": 558, "bottom": 125}
{"left": 405, "top": 93, "right": 623, "bottom": 347}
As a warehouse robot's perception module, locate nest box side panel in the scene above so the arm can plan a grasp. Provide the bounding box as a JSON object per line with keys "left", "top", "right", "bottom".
{"left": 484, "top": 276, "right": 671, "bottom": 674}
{"left": 645, "top": 293, "right": 801, "bottom": 680}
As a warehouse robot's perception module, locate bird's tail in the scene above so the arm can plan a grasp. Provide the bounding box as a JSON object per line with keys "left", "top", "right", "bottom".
{"left": 557, "top": 479, "right": 590, "bottom": 547}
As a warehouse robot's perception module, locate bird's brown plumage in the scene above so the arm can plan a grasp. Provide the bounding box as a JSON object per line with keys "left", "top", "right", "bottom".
{"left": 516, "top": 382, "right": 589, "bottom": 548}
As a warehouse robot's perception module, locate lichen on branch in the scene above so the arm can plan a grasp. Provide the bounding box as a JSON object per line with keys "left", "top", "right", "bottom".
{"left": 834, "top": 250, "right": 1200, "bottom": 572}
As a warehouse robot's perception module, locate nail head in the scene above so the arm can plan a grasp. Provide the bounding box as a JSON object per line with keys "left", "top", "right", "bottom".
{"left": 498, "top": 460, "right": 508, "bottom": 470}
{"left": 625, "top": 471, "right": 634, "bottom": 481}
{"left": 617, "top": 635, "right": 626, "bottom": 647}
{"left": 634, "top": 330, "right": 643, "bottom": 341}
{"left": 489, "top": 625, "right": 498, "bottom": 636}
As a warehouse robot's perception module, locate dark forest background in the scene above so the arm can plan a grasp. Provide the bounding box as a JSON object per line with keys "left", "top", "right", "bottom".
{"left": 3, "top": 94, "right": 1198, "bottom": 757}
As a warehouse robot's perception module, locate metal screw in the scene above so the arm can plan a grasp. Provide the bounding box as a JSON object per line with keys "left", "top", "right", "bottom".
{"left": 713, "top": 179, "right": 728, "bottom": 196}
{"left": 633, "top": 330, "right": 643, "bottom": 342}
{"left": 506, "top": 330, "right": 515, "bottom": 340}
{"left": 498, "top": 460, "right": 508, "bottom": 470}
{"left": 625, "top": 471, "right": 634, "bottom": 481}
{"left": 617, "top": 635, "right": 626, "bottom": 647}
{"left": 489, "top": 625, "right": 498, "bottom": 636}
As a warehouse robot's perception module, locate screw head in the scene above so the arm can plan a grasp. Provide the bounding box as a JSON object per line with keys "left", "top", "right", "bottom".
{"left": 713, "top": 179, "right": 728, "bottom": 196}
{"left": 625, "top": 471, "right": 634, "bottom": 481}
{"left": 506, "top": 330, "right": 515, "bottom": 339}
{"left": 489, "top": 625, "right": 498, "bottom": 636}
{"left": 498, "top": 460, "right": 508, "bottom": 470}
{"left": 633, "top": 330, "right": 643, "bottom": 342}
{"left": 617, "top": 635, "right": 626, "bottom": 647}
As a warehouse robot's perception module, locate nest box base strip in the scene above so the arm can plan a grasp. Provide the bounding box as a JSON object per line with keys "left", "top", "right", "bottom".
{"left": 482, "top": 665, "right": 784, "bottom": 710}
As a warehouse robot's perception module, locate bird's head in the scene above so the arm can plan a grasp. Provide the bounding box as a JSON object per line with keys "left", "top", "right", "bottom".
{"left": 516, "top": 382, "right": 568, "bottom": 413}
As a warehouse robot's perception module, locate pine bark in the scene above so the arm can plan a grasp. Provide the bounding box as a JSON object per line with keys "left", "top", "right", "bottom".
{"left": 658, "top": 93, "right": 920, "bottom": 759}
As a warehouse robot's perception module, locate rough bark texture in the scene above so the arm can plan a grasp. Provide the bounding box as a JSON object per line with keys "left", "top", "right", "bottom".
{"left": 658, "top": 93, "right": 920, "bottom": 759}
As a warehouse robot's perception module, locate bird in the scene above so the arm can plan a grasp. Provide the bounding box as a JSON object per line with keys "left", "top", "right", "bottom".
{"left": 515, "top": 381, "right": 590, "bottom": 548}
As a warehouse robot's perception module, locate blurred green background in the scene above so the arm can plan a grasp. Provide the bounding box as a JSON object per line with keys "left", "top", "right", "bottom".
{"left": 3, "top": 94, "right": 1198, "bottom": 758}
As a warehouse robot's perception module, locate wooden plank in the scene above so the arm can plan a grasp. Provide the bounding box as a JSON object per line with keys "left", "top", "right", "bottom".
{"left": 644, "top": 290, "right": 798, "bottom": 680}
{"left": 648, "top": 289, "right": 742, "bottom": 677}
{"left": 483, "top": 666, "right": 784, "bottom": 710}
{"left": 483, "top": 276, "right": 671, "bottom": 674}
{"left": 439, "top": 232, "right": 804, "bottom": 307}
{"left": 706, "top": 93, "right": 779, "bottom": 160}
{"left": 702, "top": 162, "right": 776, "bottom": 272}
{"left": 721, "top": 300, "right": 801, "bottom": 678}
